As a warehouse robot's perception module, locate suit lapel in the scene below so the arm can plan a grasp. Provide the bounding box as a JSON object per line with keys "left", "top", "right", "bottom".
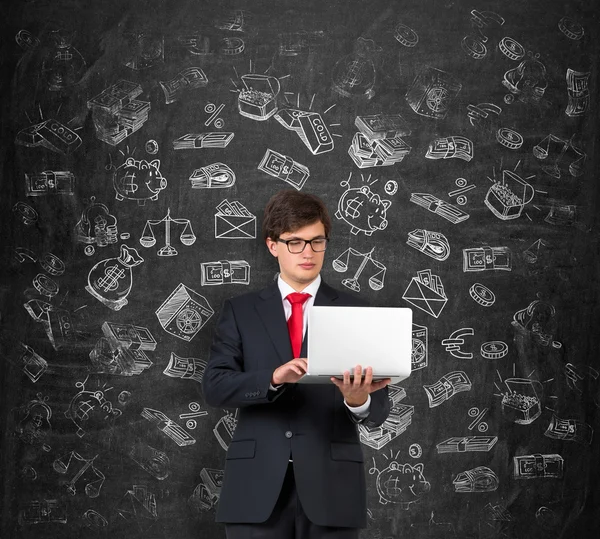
{"left": 255, "top": 282, "right": 292, "bottom": 364}
{"left": 301, "top": 280, "right": 339, "bottom": 357}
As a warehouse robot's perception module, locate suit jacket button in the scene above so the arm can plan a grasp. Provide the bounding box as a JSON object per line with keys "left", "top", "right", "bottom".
{"left": 285, "top": 431, "right": 293, "bottom": 438}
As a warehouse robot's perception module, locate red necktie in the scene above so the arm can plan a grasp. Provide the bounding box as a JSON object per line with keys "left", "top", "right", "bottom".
{"left": 286, "top": 292, "right": 311, "bottom": 358}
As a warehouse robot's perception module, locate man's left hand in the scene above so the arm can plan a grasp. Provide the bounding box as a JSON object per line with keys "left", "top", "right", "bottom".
{"left": 331, "top": 365, "right": 391, "bottom": 407}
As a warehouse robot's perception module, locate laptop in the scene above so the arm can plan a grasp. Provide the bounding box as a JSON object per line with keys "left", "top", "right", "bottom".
{"left": 297, "top": 306, "right": 413, "bottom": 384}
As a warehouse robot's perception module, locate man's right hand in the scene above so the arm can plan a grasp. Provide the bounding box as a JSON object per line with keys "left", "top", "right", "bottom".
{"left": 271, "top": 358, "right": 307, "bottom": 385}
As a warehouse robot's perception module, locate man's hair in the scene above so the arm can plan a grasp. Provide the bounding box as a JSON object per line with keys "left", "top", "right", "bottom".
{"left": 262, "top": 190, "right": 332, "bottom": 241}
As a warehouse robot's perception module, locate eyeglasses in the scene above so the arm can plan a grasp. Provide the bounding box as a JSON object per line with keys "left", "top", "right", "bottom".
{"left": 278, "top": 237, "right": 329, "bottom": 254}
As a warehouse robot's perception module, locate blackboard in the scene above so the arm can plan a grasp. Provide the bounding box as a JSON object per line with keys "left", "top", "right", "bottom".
{"left": 1, "top": 0, "right": 599, "bottom": 538}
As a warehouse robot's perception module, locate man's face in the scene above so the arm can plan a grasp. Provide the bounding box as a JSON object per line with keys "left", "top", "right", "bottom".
{"left": 266, "top": 220, "right": 327, "bottom": 291}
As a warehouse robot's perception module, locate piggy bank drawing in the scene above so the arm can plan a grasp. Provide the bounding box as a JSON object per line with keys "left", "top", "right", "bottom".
{"left": 375, "top": 462, "right": 430, "bottom": 509}
{"left": 335, "top": 185, "right": 391, "bottom": 235}
{"left": 113, "top": 158, "right": 167, "bottom": 205}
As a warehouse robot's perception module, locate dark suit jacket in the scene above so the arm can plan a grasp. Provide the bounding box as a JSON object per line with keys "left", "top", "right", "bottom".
{"left": 202, "top": 280, "right": 390, "bottom": 528}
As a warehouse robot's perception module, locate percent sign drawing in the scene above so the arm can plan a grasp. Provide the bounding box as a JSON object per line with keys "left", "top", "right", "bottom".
{"left": 179, "top": 402, "right": 207, "bottom": 429}
{"left": 467, "top": 407, "right": 489, "bottom": 432}
{"left": 204, "top": 102, "right": 225, "bottom": 128}
{"left": 448, "top": 177, "right": 476, "bottom": 205}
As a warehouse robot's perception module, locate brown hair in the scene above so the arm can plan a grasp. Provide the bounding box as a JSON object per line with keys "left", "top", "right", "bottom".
{"left": 262, "top": 190, "right": 331, "bottom": 241}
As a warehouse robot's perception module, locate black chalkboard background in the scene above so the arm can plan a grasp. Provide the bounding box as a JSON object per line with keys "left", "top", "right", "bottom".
{"left": 1, "top": 0, "right": 599, "bottom": 538}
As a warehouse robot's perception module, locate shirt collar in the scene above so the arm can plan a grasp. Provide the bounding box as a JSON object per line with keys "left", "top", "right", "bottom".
{"left": 277, "top": 274, "right": 321, "bottom": 301}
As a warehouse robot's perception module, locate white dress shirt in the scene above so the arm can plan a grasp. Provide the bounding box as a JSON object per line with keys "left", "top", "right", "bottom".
{"left": 271, "top": 274, "right": 371, "bottom": 418}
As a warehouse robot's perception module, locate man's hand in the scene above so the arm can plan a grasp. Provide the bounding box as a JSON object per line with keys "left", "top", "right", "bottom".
{"left": 331, "top": 365, "right": 391, "bottom": 406}
{"left": 271, "top": 358, "right": 308, "bottom": 385}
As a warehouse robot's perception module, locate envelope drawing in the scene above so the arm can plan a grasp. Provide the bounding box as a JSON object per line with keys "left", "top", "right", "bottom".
{"left": 402, "top": 277, "right": 448, "bottom": 318}
{"left": 215, "top": 214, "right": 256, "bottom": 239}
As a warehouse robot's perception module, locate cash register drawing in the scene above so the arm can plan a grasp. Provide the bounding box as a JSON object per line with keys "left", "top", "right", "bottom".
{"left": 332, "top": 247, "right": 386, "bottom": 292}
{"left": 139, "top": 208, "right": 196, "bottom": 256}
{"left": 86, "top": 244, "right": 144, "bottom": 311}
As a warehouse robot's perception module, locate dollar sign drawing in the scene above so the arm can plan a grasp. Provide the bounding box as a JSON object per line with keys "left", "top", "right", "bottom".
{"left": 343, "top": 60, "right": 364, "bottom": 88}
{"left": 383, "top": 475, "right": 402, "bottom": 497}
{"left": 344, "top": 197, "right": 364, "bottom": 219}
{"left": 95, "top": 265, "right": 125, "bottom": 292}
{"left": 122, "top": 172, "right": 138, "bottom": 195}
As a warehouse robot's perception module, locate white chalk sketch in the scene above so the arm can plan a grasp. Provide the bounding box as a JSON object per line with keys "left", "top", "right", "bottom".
{"left": 513, "top": 454, "right": 563, "bottom": 479}
{"left": 215, "top": 199, "right": 256, "bottom": 239}
{"left": 544, "top": 414, "right": 593, "bottom": 445}
{"left": 53, "top": 451, "right": 105, "bottom": 498}
{"left": 179, "top": 402, "right": 208, "bottom": 429}
{"left": 274, "top": 108, "right": 334, "bottom": 155}
{"left": 523, "top": 238, "right": 548, "bottom": 264}
{"left": 113, "top": 158, "right": 167, "bottom": 205}
{"left": 407, "top": 229, "right": 450, "bottom": 261}
{"left": 498, "top": 36, "right": 525, "bottom": 60}
{"left": 481, "top": 341, "right": 508, "bottom": 359}
{"left": 412, "top": 324, "right": 428, "bottom": 371}
{"left": 335, "top": 185, "right": 391, "bottom": 235}
{"left": 129, "top": 442, "right": 170, "bottom": 480}
{"left": 467, "top": 102, "right": 501, "bottom": 132}
{"left": 83, "top": 509, "right": 108, "bottom": 530}
{"left": 204, "top": 102, "right": 225, "bottom": 128}
{"left": 141, "top": 408, "right": 196, "bottom": 446}
{"left": 145, "top": 139, "right": 159, "bottom": 154}
{"left": 140, "top": 209, "right": 196, "bottom": 256}
{"left": 16, "top": 119, "right": 82, "bottom": 154}
{"left": 369, "top": 453, "right": 430, "bottom": 509}
{"left": 384, "top": 180, "right": 398, "bottom": 195}
{"left": 332, "top": 247, "right": 386, "bottom": 292}
{"left": 237, "top": 74, "right": 280, "bottom": 121}
{"left": 19, "top": 343, "right": 48, "bottom": 383}
{"left": 159, "top": 67, "right": 208, "bottom": 104}
{"left": 484, "top": 169, "right": 534, "bottom": 220}
{"left": 32, "top": 273, "right": 59, "bottom": 298}
{"left": 173, "top": 132, "right": 234, "bottom": 149}
{"left": 424, "top": 371, "right": 471, "bottom": 407}
{"left": 215, "top": 9, "right": 249, "bottom": 31}
{"left": 469, "top": 283, "right": 496, "bottom": 307}
{"left": 15, "top": 392, "right": 53, "bottom": 451}
{"left": 565, "top": 363, "right": 600, "bottom": 408}
{"left": 403, "top": 269, "right": 447, "bottom": 318}
{"left": 533, "top": 134, "right": 586, "bottom": 178}
{"left": 442, "top": 328, "right": 474, "bottom": 359}
{"left": 189, "top": 468, "right": 224, "bottom": 513}
{"left": 13, "top": 247, "right": 37, "bottom": 265}
{"left": 463, "top": 246, "right": 512, "bottom": 272}
{"left": 88, "top": 80, "right": 150, "bottom": 145}
{"left": 448, "top": 178, "right": 476, "bottom": 206}
{"left": 502, "top": 52, "right": 548, "bottom": 105}
{"left": 89, "top": 337, "right": 152, "bottom": 376}
{"left": 332, "top": 37, "right": 379, "bottom": 100}
{"left": 544, "top": 201, "right": 579, "bottom": 227}
{"left": 496, "top": 127, "right": 524, "bottom": 149}
{"left": 102, "top": 321, "right": 157, "bottom": 351}
{"left": 394, "top": 23, "right": 418, "bottom": 47}
{"left": 512, "top": 298, "right": 557, "bottom": 347}
{"left": 190, "top": 163, "right": 236, "bottom": 188}
{"left": 15, "top": 29, "right": 40, "bottom": 51}
{"left": 40, "top": 252, "right": 65, "bottom": 275}
{"left": 426, "top": 136, "right": 473, "bottom": 162}
{"left": 115, "top": 485, "right": 158, "bottom": 531}
{"left": 164, "top": 353, "right": 207, "bottom": 383}
{"left": 437, "top": 436, "right": 497, "bottom": 453}
{"left": 75, "top": 197, "right": 118, "bottom": 248}
{"left": 156, "top": 283, "right": 214, "bottom": 342}
{"left": 64, "top": 377, "right": 122, "bottom": 437}
{"left": 122, "top": 31, "right": 164, "bottom": 70}
{"left": 278, "top": 30, "right": 327, "bottom": 56}
{"left": 12, "top": 201, "right": 38, "bottom": 225}
{"left": 408, "top": 444, "right": 422, "bottom": 459}
{"left": 258, "top": 149, "right": 309, "bottom": 190}
{"left": 214, "top": 409, "right": 238, "bottom": 450}
{"left": 41, "top": 28, "right": 86, "bottom": 89}
{"left": 500, "top": 377, "right": 543, "bottom": 425}
{"left": 453, "top": 466, "right": 499, "bottom": 492}
{"left": 201, "top": 260, "right": 251, "bottom": 286}
{"left": 18, "top": 500, "right": 67, "bottom": 525}
{"left": 467, "top": 407, "right": 489, "bottom": 432}
{"left": 359, "top": 404, "right": 414, "bottom": 449}
{"left": 86, "top": 244, "right": 144, "bottom": 311}
{"left": 406, "top": 66, "right": 461, "bottom": 119}
{"left": 24, "top": 299, "right": 76, "bottom": 350}
{"left": 410, "top": 193, "right": 469, "bottom": 224}
{"left": 25, "top": 171, "right": 74, "bottom": 196}
{"left": 486, "top": 503, "right": 513, "bottom": 521}
{"left": 349, "top": 132, "right": 411, "bottom": 168}
{"left": 558, "top": 17, "right": 584, "bottom": 40}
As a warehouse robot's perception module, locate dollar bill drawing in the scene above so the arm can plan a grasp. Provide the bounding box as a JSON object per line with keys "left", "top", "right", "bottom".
{"left": 544, "top": 414, "right": 593, "bottom": 445}
{"left": 513, "top": 453, "right": 563, "bottom": 479}
{"left": 423, "top": 371, "right": 472, "bottom": 408}
{"left": 463, "top": 246, "right": 512, "bottom": 272}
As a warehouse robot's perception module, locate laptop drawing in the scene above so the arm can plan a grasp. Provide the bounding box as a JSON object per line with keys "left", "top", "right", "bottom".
{"left": 297, "top": 306, "right": 413, "bottom": 384}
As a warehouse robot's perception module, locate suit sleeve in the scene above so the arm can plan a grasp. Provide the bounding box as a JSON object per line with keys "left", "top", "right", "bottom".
{"left": 202, "top": 299, "right": 285, "bottom": 408}
{"left": 345, "top": 385, "right": 390, "bottom": 428}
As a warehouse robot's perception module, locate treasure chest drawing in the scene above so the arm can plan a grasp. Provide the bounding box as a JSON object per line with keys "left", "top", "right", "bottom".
{"left": 238, "top": 74, "right": 280, "bottom": 121}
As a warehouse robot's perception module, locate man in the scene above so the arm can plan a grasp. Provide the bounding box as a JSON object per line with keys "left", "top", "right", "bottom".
{"left": 202, "top": 190, "right": 391, "bottom": 539}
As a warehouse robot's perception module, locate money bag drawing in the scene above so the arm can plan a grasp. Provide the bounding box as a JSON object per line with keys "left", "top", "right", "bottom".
{"left": 86, "top": 244, "right": 144, "bottom": 311}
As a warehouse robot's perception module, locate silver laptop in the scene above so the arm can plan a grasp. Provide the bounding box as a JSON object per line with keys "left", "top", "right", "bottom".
{"left": 297, "top": 306, "right": 413, "bottom": 384}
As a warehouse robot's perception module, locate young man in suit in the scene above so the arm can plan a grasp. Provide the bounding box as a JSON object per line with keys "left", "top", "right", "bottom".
{"left": 203, "top": 190, "right": 391, "bottom": 539}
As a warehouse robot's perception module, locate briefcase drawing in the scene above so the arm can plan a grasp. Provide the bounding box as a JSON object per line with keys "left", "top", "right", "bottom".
{"left": 215, "top": 214, "right": 256, "bottom": 239}
{"left": 402, "top": 275, "right": 448, "bottom": 318}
